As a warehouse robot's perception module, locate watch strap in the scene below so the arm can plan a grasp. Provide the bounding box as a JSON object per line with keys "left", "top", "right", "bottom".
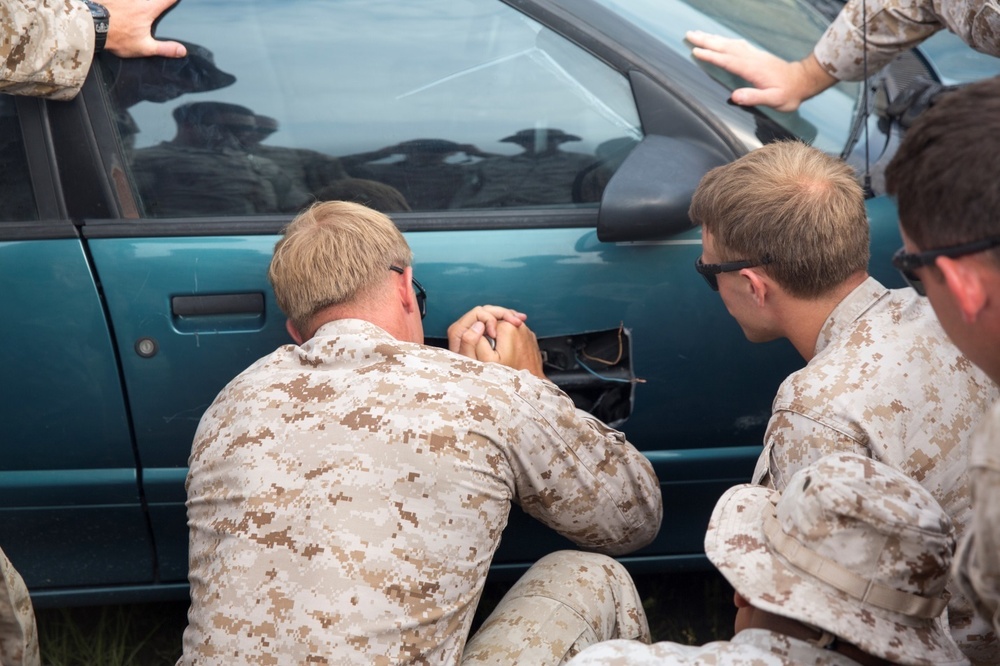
{"left": 82, "top": 1, "right": 110, "bottom": 53}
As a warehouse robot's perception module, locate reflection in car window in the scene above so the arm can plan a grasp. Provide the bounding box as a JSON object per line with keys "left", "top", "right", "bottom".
{"left": 0, "top": 95, "right": 38, "bottom": 221}
{"left": 106, "top": 0, "right": 642, "bottom": 217}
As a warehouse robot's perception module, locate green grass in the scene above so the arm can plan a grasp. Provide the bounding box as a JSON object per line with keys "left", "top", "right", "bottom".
{"left": 35, "top": 570, "right": 735, "bottom": 665}
{"left": 36, "top": 601, "right": 189, "bottom": 666}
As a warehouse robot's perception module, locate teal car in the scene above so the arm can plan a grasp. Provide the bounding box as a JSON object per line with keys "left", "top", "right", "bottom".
{"left": 2, "top": 0, "right": 993, "bottom": 607}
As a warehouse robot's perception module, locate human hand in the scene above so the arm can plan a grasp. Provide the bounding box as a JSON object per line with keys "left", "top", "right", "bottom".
{"left": 459, "top": 319, "right": 545, "bottom": 379}
{"left": 102, "top": 0, "right": 188, "bottom": 59}
{"left": 491, "top": 321, "right": 545, "bottom": 378}
{"left": 685, "top": 31, "right": 835, "bottom": 112}
{"left": 448, "top": 305, "right": 527, "bottom": 358}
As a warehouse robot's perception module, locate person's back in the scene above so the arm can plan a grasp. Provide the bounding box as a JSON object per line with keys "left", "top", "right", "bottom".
{"left": 761, "top": 280, "right": 994, "bottom": 527}
{"left": 180, "top": 201, "right": 661, "bottom": 664}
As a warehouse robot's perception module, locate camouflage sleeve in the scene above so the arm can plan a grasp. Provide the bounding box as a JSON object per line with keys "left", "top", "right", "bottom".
{"left": 567, "top": 638, "right": 704, "bottom": 664}
{"left": 505, "top": 378, "right": 662, "bottom": 556}
{"left": 567, "top": 636, "right": 798, "bottom": 664}
{"left": 0, "top": 546, "right": 38, "bottom": 666}
{"left": 812, "top": 0, "right": 943, "bottom": 80}
{"left": 1, "top": 0, "right": 95, "bottom": 100}
{"left": 752, "top": 409, "right": 867, "bottom": 490}
{"left": 952, "top": 409, "right": 1000, "bottom": 631}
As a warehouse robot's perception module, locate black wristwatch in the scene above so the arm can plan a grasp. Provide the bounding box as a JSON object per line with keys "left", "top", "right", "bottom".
{"left": 82, "top": 0, "right": 110, "bottom": 53}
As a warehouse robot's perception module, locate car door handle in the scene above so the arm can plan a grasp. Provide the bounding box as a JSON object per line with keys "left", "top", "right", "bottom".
{"left": 171, "top": 293, "right": 264, "bottom": 317}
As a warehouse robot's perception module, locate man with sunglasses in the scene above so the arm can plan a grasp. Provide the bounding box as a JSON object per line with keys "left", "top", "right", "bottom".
{"left": 885, "top": 76, "right": 1000, "bottom": 642}
{"left": 689, "top": 140, "right": 998, "bottom": 661}
{"left": 180, "top": 200, "right": 662, "bottom": 665}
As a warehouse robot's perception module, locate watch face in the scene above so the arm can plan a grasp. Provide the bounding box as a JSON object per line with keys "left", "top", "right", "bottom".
{"left": 84, "top": 0, "right": 110, "bottom": 19}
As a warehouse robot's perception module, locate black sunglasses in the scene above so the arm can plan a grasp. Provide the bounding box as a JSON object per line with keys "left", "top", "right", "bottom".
{"left": 389, "top": 265, "right": 426, "bottom": 318}
{"left": 891, "top": 236, "right": 1000, "bottom": 297}
{"left": 695, "top": 256, "right": 771, "bottom": 291}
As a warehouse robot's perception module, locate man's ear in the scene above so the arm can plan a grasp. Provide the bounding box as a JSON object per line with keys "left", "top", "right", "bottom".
{"left": 286, "top": 318, "right": 305, "bottom": 345}
{"left": 395, "top": 266, "right": 418, "bottom": 317}
{"left": 741, "top": 268, "right": 770, "bottom": 308}
{"left": 937, "top": 256, "right": 987, "bottom": 323}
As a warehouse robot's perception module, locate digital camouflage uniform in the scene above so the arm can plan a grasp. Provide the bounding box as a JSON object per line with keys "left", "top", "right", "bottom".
{"left": 954, "top": 400, "right": 1000, "bottom": 638}
{"left": 564, "top": 629, "right": 863, "bottom": 665}
{"left": 181, "top": 318, "right": 662, "bottom": 665}
{"left": 0, "top": 546, "right": 38, "bottom": 666}
{"left": 570, "top": 453, "right": 968, "bottom": 666}
{"left": 752, "top": 277, "right": 999, "bottom": 661}
{"left": 461, "top": 550, "right": 649, "bottom": 665}
{"left": 815, "top": 0, "right": 1000, "bottom": 80}
{"left": 0, "top": 0, "right": 94, "bottom": 100}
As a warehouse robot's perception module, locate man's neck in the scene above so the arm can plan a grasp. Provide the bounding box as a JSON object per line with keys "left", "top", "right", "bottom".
{"left": 782, "top": 273, "right": 867, "bottom": 362}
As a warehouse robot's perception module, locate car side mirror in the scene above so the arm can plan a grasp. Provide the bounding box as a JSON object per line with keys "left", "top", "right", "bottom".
{"left": 597, "top": 135, "right": 728, "bottom": 242}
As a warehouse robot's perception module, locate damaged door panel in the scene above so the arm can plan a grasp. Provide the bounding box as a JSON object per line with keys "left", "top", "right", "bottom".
{"left": 428, "top": 325, "right": 636, "bottom": 426}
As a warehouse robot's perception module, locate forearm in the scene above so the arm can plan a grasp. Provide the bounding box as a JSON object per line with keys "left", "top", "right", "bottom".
{"left": 0, "top": 0, "right": 95, "bottom": 100}
{"left": 511, "top": 387, "right": 663, "bottom": 555}
{"left": 790, "top": 53, "right": 839, "bottom": 103}
{"left": 568, "top": 410, "right": 662, "bottom": 555}
{"left": 813, "top": 0, "right": 941, "bottom": 81}
{"left": 953, "top": 465, "right": 1000, "bottom": 623}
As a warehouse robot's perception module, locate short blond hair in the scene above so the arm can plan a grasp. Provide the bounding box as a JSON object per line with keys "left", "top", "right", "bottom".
{"left": 689, "top": 141, "right": 869, "bottom": 298}
{"left": 268, "top": 201, "right": 412, "bottom": 333}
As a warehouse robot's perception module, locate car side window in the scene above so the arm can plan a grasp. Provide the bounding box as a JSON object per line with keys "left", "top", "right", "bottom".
{"left": 106, "top": 0, "right": 642, "bottom": 217}
{"left": 0, "top": 95, "right": 37, "bottom": 221}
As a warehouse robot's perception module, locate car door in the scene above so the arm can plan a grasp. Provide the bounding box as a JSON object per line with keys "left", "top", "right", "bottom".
{"left": 0, "top": 94, "right": 156, "bottom": 598}
{"left": 75, "top": 0, "right": 808, "bottom": 589}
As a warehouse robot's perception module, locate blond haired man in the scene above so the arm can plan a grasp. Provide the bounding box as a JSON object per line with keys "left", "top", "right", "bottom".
{"left": 180, "top": 201, "right": 662, "bottom": 665}
{"left": 689, "top": 141, "right": 997, "bottom": 661}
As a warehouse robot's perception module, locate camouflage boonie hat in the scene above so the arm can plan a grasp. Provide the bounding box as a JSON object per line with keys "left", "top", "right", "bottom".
{"left": 705, "top": 452, "right": 965, "bottom": 666}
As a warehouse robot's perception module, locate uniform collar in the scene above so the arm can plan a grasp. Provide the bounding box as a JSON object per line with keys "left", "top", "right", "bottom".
{"left": 814, "top": 277, "right": 888, "bottom": 356}
{"left": 311, "top": 318, "right": 394, "bottom": 342}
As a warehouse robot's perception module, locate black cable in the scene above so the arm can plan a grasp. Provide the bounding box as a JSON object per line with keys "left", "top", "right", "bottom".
{"left": 862, "top": 0, "right": 873, "bottom": 197}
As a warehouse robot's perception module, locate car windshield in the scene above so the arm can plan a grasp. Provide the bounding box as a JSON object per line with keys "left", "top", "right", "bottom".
{"left": 593, "top": 0, "right": 861, "bottom": 154}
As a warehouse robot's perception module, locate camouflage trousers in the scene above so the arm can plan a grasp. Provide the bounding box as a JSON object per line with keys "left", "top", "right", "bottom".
{"left": 462, "top": 550, "right": 650, "bottom": 665}
{"left": 0, "top": 546, "right": 38, "bottom": 666}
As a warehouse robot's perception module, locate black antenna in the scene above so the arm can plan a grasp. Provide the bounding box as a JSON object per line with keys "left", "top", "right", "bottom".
{"left": 861, "top": 0, "right": 873, "bottom": 197}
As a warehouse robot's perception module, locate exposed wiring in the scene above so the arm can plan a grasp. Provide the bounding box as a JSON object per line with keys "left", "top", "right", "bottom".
{"left": 580, "top": 321, "right": 625, "bottom": 365}
{"left": 574, "top": 353, "right": 646, "bottom": 384}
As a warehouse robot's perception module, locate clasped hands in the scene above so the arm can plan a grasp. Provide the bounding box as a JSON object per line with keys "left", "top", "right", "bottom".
{"left": 447, "top": 305, "right": 546, "bottom": 380}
